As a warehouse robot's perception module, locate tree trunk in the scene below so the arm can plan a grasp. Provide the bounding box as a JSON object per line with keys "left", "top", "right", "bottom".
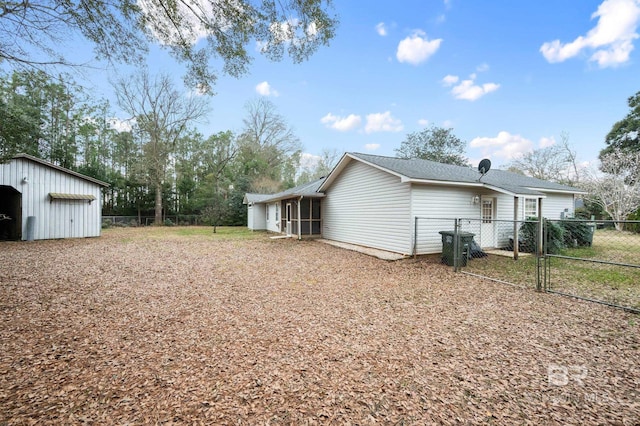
{"left": 155, "top": 182, "right": 163, "bottom": 225}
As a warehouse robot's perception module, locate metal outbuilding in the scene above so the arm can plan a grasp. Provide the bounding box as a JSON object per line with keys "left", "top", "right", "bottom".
{"left": 0, "top": 154, "right": 108, "bottom": 241}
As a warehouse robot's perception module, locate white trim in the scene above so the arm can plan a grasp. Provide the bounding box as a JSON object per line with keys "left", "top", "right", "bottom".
{"left": 527, "top": 187, "right": 587, "bottom": 195}
{"left": 402, "top": 177, "right": 484, "bottom": 187}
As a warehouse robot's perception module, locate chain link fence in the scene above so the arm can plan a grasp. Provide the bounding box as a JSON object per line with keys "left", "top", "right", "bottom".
{"left": 413, "top": 217, "right": 542, "bottom": 289}
{"left": 544, "top": 219, "right": 640, "bottom": 313}
{"left": 414, "top": 216, "right": 640, "bottom": 313}
{"left": 102, "top": 215, "right": 203, "bottom": 227}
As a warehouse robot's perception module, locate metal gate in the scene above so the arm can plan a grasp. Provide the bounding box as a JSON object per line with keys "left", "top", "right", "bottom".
{"left": 543, "top": 219, "right": 640, "bottom": 314}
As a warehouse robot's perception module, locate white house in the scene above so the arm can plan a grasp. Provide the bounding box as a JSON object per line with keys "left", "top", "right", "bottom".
{"left": 243, "top": 178, "right": 326, "bottom": 238}
{"left": 0, "top": 154, "right": 109, "bottom": 241}
{"left": 245, "top": 153, "right": 585, "bottom": 256}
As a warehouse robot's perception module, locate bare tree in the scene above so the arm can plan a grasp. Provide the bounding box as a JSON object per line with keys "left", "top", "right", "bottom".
{"left": 297, "top": 148, "right": 340, "bottom": 184}
{"left": 509, "top": 132, "right": 581, "bottom": 186}
{"left": 582, "top": 149, "right": 640, "bottom": 231}
{"left": 236, "top": 97, "right": 302, "bottom": 190}
{"left": 115, "top": 72, "right": 209, "bottom": 225}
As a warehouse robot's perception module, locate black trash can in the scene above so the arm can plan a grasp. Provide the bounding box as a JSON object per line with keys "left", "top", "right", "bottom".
{"left": 439, "top": 230, "right": 476, "bottom": 266}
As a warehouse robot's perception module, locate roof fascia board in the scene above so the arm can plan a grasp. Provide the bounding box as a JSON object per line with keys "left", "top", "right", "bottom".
{"left": 482, "top": 184, "right": 546, "bottom": 198}
{"left": 14, "top": 153, "right": 110, "bottom": 187}
{"left": 528, "top": 187, "right": 587, "bottom": 195}
{"left": 405, "top": 177, "right": 484, "bottom": 187}
{"left": 319, "top": 153, "right": 407, "bottom": 191}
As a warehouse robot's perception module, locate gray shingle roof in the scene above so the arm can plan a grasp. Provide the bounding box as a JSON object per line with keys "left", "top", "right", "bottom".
{"left": 244, "top": 177, "right": 326, "bottom": 204}
{"left": 243, "top": 193, "right": 272, "bottom": 204}
{"left": 345, "top": 153, "right": 584, "bottom": 195}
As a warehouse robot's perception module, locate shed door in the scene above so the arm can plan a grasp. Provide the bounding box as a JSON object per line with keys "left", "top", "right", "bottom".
{"left": 481, "top": 197, "right": 496, "bottom": 247}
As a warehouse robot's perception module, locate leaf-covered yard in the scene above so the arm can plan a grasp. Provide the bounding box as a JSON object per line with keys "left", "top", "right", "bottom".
{"left": 0, "top": 227, "right": 638, "bottom": 424}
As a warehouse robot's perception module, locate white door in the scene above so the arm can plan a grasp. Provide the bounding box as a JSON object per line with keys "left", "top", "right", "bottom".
{"left": 480, "top": 197, "right": 496, "bottom": 247}
{"left": 286, "top": 203, "right": 292, "bottom": 236}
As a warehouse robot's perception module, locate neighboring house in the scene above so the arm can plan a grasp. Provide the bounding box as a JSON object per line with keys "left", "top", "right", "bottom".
{"left": 243, "top": 177, "right": 326, "bottom": 238}
{"left": 0, "top": 154, "right": 109, "bottom": 241}
{"left": 245, "top": 153, "right": 585, "bottom": 256}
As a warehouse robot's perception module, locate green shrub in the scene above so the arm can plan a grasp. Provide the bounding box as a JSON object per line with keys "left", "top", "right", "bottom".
{"left": 518, "top": 218, "right": 565, "bottom": 254}
{"left": 164, "top": 218, "right": 174, "bottom": 226}
{"left": 559, "top": 219, "right": 593, "bottom": 247}
{"left": 101, "top": 220, "right": 112, "bottom": 229}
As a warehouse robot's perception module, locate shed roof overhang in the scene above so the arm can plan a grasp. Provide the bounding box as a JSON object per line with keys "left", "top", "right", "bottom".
{"left": 49, "top": 193, "right": 96, "bottom": 203}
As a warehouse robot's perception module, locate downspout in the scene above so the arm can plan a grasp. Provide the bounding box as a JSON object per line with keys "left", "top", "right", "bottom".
{"left": 298, "top": 196, "right": 303, "bottom": 240}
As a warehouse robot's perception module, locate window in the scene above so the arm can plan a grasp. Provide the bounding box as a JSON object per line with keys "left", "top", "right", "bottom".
{"left": 524, "top": 198, "right": 538, "bottom": 219}
{"left": 482, "top": 200, "right": 493, "bottom": 224}
{"left": 266, "top": 204, "right": 269, "bottom": 221}
{"left": 275, "top": 204, "right": 279, "bottom": 221}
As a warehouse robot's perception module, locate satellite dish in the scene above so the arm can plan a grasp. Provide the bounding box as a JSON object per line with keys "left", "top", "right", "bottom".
{"left": 478, "top": 158, "right": 492, "bottom": 175}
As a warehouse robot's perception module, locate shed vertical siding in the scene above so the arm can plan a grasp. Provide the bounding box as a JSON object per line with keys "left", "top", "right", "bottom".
{"left": 0, "top": 157, "right": 103, "bottom": 240}
{"left": 322, "top": 160, "right": 411, "bottom": 254}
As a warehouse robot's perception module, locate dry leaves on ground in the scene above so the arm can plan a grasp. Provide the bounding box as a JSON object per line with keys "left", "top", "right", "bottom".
{"left": 0, "top": 227, "right": 638, "bottom": 425}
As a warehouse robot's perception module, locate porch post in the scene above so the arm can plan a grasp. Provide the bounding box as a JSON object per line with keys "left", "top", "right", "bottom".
{"left": 297, "top": 197, "right": 302, "bottom": 240}
{"left": 513, "top": 196, "right": 519, "bottom": 260}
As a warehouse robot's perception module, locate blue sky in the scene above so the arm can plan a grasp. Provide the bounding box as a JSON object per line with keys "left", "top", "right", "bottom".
{"left": 62, "top": 0, "right": 640, "bottom": 169}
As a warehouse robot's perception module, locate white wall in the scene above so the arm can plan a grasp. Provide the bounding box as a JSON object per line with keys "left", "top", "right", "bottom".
{"left": 541, "top": 193, "right": 575, "bottom": 219}
{"left": 411, "top": 184, "right": 481, "bottom": 254}
{"left": 0, "top": 157, "right": 103, "bottom": 240}
{"left": 247, "top": 203, "right": 267, "bottom": 230}
{"left": 323, "top": 160, "right": 412, "bottom": 254}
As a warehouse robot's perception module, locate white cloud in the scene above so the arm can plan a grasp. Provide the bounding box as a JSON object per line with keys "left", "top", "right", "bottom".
{"left": 476, "top": 63, "right": 490, "bottom": 72}
{"left": 470, "top": 131, "right": 534, "bottom": 161}
{"left": 138, "top": 0, "right": 220, "bottom": 46}
{"left": 539, "top": 136, "right": 556, "bottom": 148}
{"left": 376, "top": 22, "right": 387, "bottom": 36}
{"left": 442, "top": 73, "right": 500, "bottom": 101}
{"left": 321, "top": 113, "right": 362, "bottom": 131}
{"left": 365, "top": 111, "right": 404, "bottom": 133}
{"left": 300, "top": 152, "right": 321, "bottom": 170}
{"left": 365, "top": 143, "right": 381, "bottom": 151}
{"left": 418, "top": 118, "right": 429, "bottom": 126}
{"left": 441, "top": 74, "right": 459, "bottom": 85}
{"left": 396, "top": 30, "right": 442, "bottom": 65}
{"left": 109, "top": 118, "right": 133, "bottom": 133}
{"left": 540, "top": 0, "right": 640, "bottom": 67}
{"left": 255, "top": 81, "right": 279, "bottom": 97}
{"left": 442, "top": 119, "right": 454, "bottom": 128}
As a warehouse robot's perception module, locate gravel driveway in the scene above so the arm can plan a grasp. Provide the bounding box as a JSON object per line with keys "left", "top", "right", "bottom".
{"left": 0, "top": 227, "right": 638, "bottom": 424}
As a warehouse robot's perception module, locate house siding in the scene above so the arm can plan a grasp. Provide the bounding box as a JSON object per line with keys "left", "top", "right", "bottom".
{"left": 542, "top": 193, "right": 575, "bottom": 219}
{"left": 247, "top": 204, "right": 267, "bottom": 230}
{"left": 322, "top": 160, "right": 411, "bottom": 254}
{"left": 411, "top": 184, "right": 482, "bottom": 254}
{"left": 0, "top": 157, "right": 103, "bottom": 240}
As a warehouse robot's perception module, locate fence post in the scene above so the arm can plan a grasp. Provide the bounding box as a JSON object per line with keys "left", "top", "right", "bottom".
{"left": 453, "top": 218, "right": 460, "bottom": 272}
{"left": 536, "top": 219, "right": 543, "bottom": 292}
